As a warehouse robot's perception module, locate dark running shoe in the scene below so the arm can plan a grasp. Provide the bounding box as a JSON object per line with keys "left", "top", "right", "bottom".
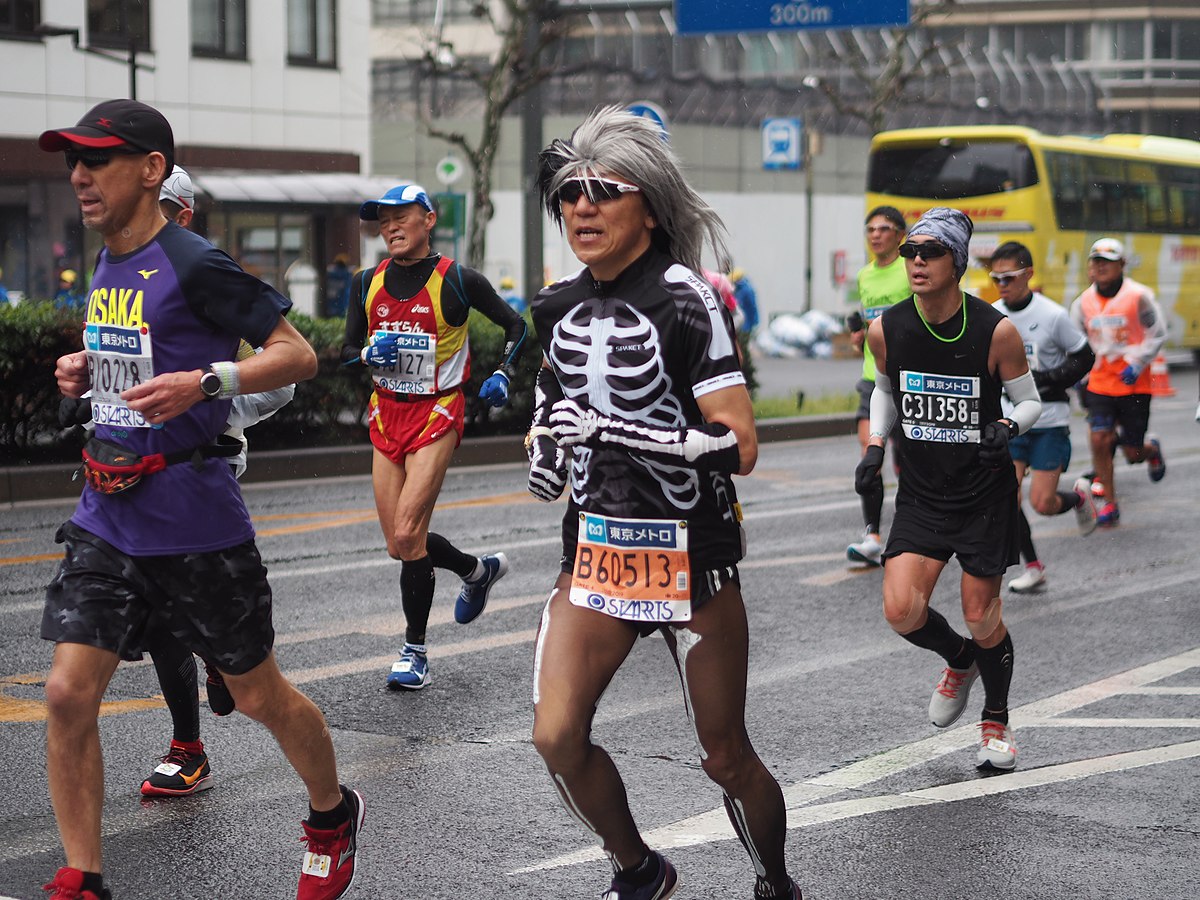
{"left": 1096, "top": 501, "right": 1120, "bottom": 528}
{"left": 603, "top": 851, "right": 678, "bottom": 900}
{"left": 298, "top": 785, "right": 365, "bottom": 900}
{"left": 1146, "top": 436, "right": 1166, "bottom": 482}
{"left": 757, "top": 879, "right": 804, "bottom": 900}
{"left": 454, "top": 552, "right": 509, "bottom": 624}
{"left": 203, "top": 659, "right": 236, "bottom": 716}
{"left": 43, "top": 867, "right": 112, "bottom": 899}
{"left": 140, "top": 740, "right": 213, "bottom": 797}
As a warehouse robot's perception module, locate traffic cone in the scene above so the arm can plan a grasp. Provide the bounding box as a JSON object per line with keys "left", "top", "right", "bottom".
{"left": 1149, "top": 354, "right": 1176, "bottom": 397}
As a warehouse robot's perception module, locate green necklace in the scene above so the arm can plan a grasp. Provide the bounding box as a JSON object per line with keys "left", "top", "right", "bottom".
{"left": 915, "top": 292, "right": 968, "bottom": 343}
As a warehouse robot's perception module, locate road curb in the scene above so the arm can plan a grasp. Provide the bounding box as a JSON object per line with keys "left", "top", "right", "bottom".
{"left": 0, "top": 414, "right": 856, "bottom": 504}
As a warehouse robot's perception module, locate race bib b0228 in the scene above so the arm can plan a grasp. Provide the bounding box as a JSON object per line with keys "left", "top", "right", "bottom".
{"left": 569, "top": 512, "right": 691, "bottom": 623}
{"left": 84, "top": 321, "right": 155, "bottom": 428}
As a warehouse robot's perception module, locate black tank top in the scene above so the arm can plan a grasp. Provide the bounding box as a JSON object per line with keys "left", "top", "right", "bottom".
{"left": 882, "top": 294, "right": 1016, "bottom": 511}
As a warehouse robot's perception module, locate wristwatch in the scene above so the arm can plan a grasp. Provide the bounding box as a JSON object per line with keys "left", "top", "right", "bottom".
{"left": 199, "top": 367, "right": 222, "bottom": 401}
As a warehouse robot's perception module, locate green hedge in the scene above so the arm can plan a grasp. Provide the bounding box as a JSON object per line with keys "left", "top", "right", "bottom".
{"left": 0, "top": 304, "right": 754, "bottom": 464}
{"left": 0, "top": 302, "right": 84, "bottom": 462}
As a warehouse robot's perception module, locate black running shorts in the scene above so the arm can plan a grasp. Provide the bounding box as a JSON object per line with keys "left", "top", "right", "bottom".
{"left": 1083, "top": 390, "right": 1151, "bottom": 447}
{"left": 42, "top": 521, "right": 275, "bottom": 674}
{"left": 883, "top": 492, "right": 1020, "bottom": 578}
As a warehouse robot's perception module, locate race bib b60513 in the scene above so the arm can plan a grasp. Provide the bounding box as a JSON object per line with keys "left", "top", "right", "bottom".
{"left": 569, "top": 512, "right": 691, "bottom": 623}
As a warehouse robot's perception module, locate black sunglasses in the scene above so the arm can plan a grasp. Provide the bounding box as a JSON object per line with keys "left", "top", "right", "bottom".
{"left": 898, "top": 242, "right": 952, "bottom": 261}
{"left": 557, "top": 177, "right": 641, "bottom": 207}
{"left": 65, "top": 146, "right": 145, "bottom": 171}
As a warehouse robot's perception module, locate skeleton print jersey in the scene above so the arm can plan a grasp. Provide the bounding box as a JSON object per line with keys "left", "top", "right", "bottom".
{"left": 532, "top": 247, "right": 748, "bottom": 568}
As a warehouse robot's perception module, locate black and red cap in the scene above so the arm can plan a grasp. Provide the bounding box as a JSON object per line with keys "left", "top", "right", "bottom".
{"left": 39, "top": 99, "right": 174, "bottom": 169}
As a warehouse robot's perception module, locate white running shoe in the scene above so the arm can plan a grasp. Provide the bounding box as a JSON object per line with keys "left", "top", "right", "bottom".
{"left": 1008, "top": 563, "right": 1047, "bottom": 594}
{"left": 846, "top": 531, "right": 883, "bottom": 567}
{"left": 1072, "top": 477, "right": 1097, "bottom": 536}
{"left": 929, "top": 663, "right": 979, "bottom": 728}
{"left": 976, "top": 719, "right": 1018, "bottom": 770}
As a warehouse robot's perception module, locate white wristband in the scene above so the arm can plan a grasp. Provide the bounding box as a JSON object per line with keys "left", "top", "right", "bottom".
{"left": 209, "top": 360, "right": 240, "bottom": 399}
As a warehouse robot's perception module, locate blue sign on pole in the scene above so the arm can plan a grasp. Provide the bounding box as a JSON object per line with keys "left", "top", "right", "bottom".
{"left": 762, "top": 118, "right": 802, "bottom": 170}
{"left": 626, "top": 101, "right": 670, "bottom": 140}
{"left": 675, "top": 0, "right": 909, "bottom": 36}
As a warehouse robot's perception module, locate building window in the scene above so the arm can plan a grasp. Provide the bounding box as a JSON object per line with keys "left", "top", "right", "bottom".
{"left": 193, "top": 0, "right": 246, "bottom": 59}
{"left": 373, "top": 0, "right": 475, "bottom": 24}
{"left": 0, "top": 0, "right": 40, "bottom": 36}
{"left": 87, "top": 0, "right": 150, "bottom": 52}
{"left": 288, "top": 0, "right": 336, "bottom": 67}
{"left": 1113, "top": 21, "right": 1146, "bottom": 61}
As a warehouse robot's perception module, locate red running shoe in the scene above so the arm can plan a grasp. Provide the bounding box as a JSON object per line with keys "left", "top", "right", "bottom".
{"left": 297, "top": 786, "right": 365, "bottom": 900}
{"left": 43, "top": 867, "right": 111, "bottom": 899}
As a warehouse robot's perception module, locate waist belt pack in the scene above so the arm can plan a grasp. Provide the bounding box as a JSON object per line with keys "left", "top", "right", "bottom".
{"left": 81, "top": 434, "right": 241, "bottom": 495}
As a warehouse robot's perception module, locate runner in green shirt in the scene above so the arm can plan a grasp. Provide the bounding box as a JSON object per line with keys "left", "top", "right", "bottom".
{"left": 847, "top": 206, "right": 909, "bottom": 565}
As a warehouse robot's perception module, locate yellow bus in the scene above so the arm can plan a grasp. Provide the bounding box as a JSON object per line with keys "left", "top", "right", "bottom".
{"left": 866, "top": 125, "right": 1200, "bottom": 351}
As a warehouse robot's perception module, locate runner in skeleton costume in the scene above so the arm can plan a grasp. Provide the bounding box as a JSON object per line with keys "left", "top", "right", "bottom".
{"left": 526, "top": 107, "right": 801, "bottom": 900}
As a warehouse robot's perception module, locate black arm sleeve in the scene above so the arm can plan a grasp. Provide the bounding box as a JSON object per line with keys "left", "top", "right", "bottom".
{"left": 441, "top": 265, "right": 529, "bottom": 373}
{"left": 339, "top": 269, "right": 371, "bottom": 366}
{"left": 1033, "top": 344, "right": 1096, "bottom": 399}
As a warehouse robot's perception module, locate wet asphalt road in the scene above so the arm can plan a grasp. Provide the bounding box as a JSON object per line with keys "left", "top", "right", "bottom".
{"left": 1, "top": 384, "right": 1198, "bottom": 900}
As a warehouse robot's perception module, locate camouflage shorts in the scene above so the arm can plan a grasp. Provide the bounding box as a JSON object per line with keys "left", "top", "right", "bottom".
{"left": 42, "top": 521, "right": 275, "bottom": 675}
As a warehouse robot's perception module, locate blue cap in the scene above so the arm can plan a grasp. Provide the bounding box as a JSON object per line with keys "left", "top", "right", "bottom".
{"left": 360, "top": 183, "right": 434, "bottom": 220}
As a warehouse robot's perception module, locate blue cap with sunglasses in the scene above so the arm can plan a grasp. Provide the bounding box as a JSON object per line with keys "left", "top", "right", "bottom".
{"left": 360, "top": 183, "right": 434, "bottom": 220}
{"left": 39, "top": 99, "right": 174, "bottom": 171}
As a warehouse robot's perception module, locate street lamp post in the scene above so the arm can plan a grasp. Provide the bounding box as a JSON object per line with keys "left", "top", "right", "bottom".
{"left": 35, "top": 23, "right": 154, "bottom": 100}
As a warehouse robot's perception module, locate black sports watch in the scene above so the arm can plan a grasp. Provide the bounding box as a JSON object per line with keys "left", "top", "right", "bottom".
{"left": 199, "top": 367, "right": 222, "bottom": 401}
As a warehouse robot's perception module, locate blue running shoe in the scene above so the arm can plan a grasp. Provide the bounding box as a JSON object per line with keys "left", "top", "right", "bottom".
{"left": 1096, "top": 501, "right": 1120, "bottom": 528}
{"left": 386, "top": 643, "right": 430, "bottom": 690}
{"left": 603, "top": 851, "right": 678, "bottom": 900}
{"left": 454, "top": 552, "right": 509, "bottom": 624}
{"left": 1147, "top": 436, "right": 1166, "bottom": 482}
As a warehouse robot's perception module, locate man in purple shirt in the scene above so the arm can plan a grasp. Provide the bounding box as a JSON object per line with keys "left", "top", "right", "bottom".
{"left": 38, "top": 99, "right": 363, "bottom": 900}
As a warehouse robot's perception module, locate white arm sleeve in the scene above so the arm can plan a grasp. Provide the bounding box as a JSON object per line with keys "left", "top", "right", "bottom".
{"left": 1129, "top": 293, "right": 1167, "bottom": 372}
{"left": 226, "top": 384, "right": 295, "bottom": 429}
{"left": 1002, "top": 370, "right": 1042, "bottom": 435}
{"left": 868, "top": 370, "right": 898, "bottom": 440}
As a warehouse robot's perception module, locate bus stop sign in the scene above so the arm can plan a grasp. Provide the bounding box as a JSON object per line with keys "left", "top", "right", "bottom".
{"left": 675, "top": 0, "right": 909, "bottom": 35}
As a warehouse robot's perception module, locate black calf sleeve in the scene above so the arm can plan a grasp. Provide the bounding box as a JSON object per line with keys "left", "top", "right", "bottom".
{"left": 426, "top": 532, "right": 477, "bottom": 579}
{"left": 400, "top": 555, "right": 436, "bottom": 645}
{"left": 1017, "top": 508, "right": 1037, "bottom": 565}
{"left": 1054, "top": 490, "right": 1080, "bottom": 514}
{"left": 860, "top": 473, "right": 884, "bottom": 534}
{"left": 149, "top": 630, "right": 200, "bottom": 743}
{"left": 901, "top": 607, "right": 973, "bottom": 667}
{"left": 975, "top": 632, "right": 1014, "bottom": 717}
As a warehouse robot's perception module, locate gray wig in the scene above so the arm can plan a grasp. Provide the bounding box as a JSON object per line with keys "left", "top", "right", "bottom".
{"left": 537, "top": 106, "right": 730, "bottom": 274}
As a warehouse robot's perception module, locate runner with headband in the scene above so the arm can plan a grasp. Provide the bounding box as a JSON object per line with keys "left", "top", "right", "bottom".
{"left": 857, "top": 207, "right": 1040, "bottom": 771}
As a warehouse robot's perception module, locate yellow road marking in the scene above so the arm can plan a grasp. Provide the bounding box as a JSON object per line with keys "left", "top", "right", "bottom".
{"left": 0, "top": 491, "right": 534, "bottom": 563}
{"left": 0, "top": 553, "right": 62, "bottom": 567}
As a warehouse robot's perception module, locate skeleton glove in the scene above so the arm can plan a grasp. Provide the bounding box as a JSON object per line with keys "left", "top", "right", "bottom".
{"left": 549, "top": 397, "right": 741, "bottom": 474}
{"left": 526, "top": 431, "right": 567, "bottom": 502}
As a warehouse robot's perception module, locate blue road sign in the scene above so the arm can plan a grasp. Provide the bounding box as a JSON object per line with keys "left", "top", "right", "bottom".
{"left": 762, "top": 118, "right": 802, "bottom": 170}
{"left": 627, "top": 101, "right": 669, "bottom": 140}
{"left": 675, "top": 0, "right": 910, "bottom": 36}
